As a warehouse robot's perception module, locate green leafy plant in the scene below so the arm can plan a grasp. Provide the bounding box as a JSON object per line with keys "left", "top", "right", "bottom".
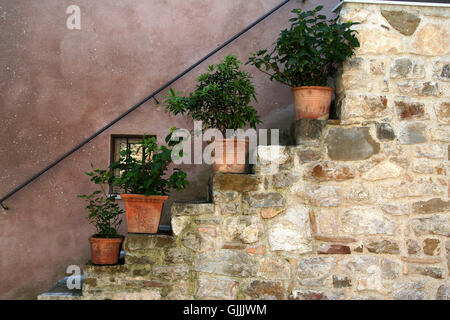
{"left": 247, "top": 5, "right": 360, "bottom": 87}
{"left": 110, "top": 127, "right": 189, "bottom": 196}
{"left": 79, "top": 167, "right": 123, "bottom": 238}
{"left": 165, "top": 54, "right": 261, "bottom": 135}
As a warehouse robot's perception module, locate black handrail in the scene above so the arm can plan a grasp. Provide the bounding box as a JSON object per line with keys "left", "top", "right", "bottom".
{"left": 0, "top": 0, "right": 291, "bottom": 210}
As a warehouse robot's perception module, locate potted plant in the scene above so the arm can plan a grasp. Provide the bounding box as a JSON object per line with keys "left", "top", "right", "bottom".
{"left": 110, "top": 128, "right": 189, "bottom": 234}
{"left": 79, "top": 167, "right": 124, "bottom": 265}
{"left": 165, "top": 54, "right": 261, "bottom": 173}
{"left": 247, "top": 5, "right": 360, "bottom": 120}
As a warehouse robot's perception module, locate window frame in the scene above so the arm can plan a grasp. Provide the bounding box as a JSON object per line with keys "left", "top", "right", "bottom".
{"left": 109, "top": 134, "right": 156, "bottom": 195}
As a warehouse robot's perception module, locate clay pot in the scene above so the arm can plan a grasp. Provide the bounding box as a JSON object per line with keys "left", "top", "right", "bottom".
{"left": 292, "top": 86, "right": 333, "bottom": 120}
{"left": 89, "top": 236, "right": 123, "bottom": 265}
{"left": 212, "top": 138, "right": 248, "bottom": 173}
{"left": 121, "top": 194, "right": 168, "bottom": 234}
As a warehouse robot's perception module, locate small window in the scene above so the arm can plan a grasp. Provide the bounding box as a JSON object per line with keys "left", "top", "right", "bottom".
{"left": 110, "top": 135, "right": 155, "bottom": 194}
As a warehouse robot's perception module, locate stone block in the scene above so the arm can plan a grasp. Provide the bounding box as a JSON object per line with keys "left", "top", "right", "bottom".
{"left": 338, "top": 95, "right": 389, "bottom": 120}
{"left": 83, "top": 289, "right": 162, "bottom": 300}
{"left": 413, "top": 23, "right": 450, "bottom": 56}
{"left": 339, "top": 256, "right": 383, "bottom": 292}
{"left": 304, "top": 161, "right": 356, "bottom": 182}
{"left": 333, "top": 275, "right": 352, "bottom": 288}
{"left": 415, "top": 144, "right": 446, "bottom": 159}
{"left": 395, "top": 100, "right": 425, "bottom": 120}
{"left": 435, "top": 102, "right": 450, "bottom": 124}
{"left": 381, "top": 258, "right": 400, "bottom": 280}
{"left": 355, "top": 27, "right": 404, "bottom": 55}
{"left": 291, "top": 119, "right": 326, "bottom": 146}
{"left": 296, "top": 257, "right": 335, "bottom": 287}
{"left": 181, "top": 230, "right": 218, "bottom": 253}
{"left": 446, "top": 240, "right": 450, "bottom": 272}
{"left": 342, "top": 207, "right": 397, "bottom": 235}
{"left": 423, "top": 238, "right": 441, "bottom": 256}
{"left": 271, "top": 172, "right": 301, "bottom": 188}
{"left": 305, "top": 185, "right": 342, "bottom": 207}
{"left": 196, "top": 276, "right": 239, "bottom": 300}
{"left": 380, "top": 10, "right": 421, "bottom": 36}
{"left": 398, "top": 122, "right": 427, "bottom": 144}
{"left": 289, "top": 289, "right": 344, "bottom": 300}
{"left": 401, "top": 257, "right": 441, "bottom": 264}
{"left": 390, "top": 58, "right": 424, "bottom": 79}
{"left": 362, "top": 161, "right": 402, "bottom": 181}
{"left": 376, "top": 177, "right": 442, "bottom": 199}
{"left": 255, "top": 146, "right": 292, "bottom": 174}
{"left": 393, "top": 280, "right": 426, "bottom": 300}
{"left": 411, "top": 159, "right": 446, "bottom": 175}
{"left": 296, "top": 147, "right": 322, "bottom": 163}
{"left": 170, "top": 202, "right": 214, "bottom": 216}
{"left": 430, "top": 127, "right": 450, "bottom": 142}
{"left": 151, "top": 265, "right": 189, "bottom": 281}
{"left": 123, "top": 234, "right": 174, "bottom": 252}
{"left": 409, "top": 265, "right": 443, "bottom": 279}
{"left": 433, "top": 61, "right": 450, "bottom": 82}
{"left": 317, "top": 244, "right": 351, "bottom": 255}
{"left": 380, "top": 202, "right": 410, "bottom": 216}
{"left": 246, "top": 245, "right": 265, "bottom": 255}
{"left": 412, "top": 198, "right": 450, "bottom": 214}
{"left": 194, "top": 250, "right": 258, "bottom": 277}
{"left": 261, "top": 208, "right": 284, "bottom": 219}
{"left": 171, "top": 216, "right": 190, "bottom": 236}
{"left": 365, "top": 240, "right": 400, "bottom": 254}
{"left": 213, "top": 174, "right": 262, "bottom": 193}
{"left": 213, "top": 192, "right": 241, "bottom": 215}
{"left": 369, "top": 58, "right": 386, "bottom": 75}
{"left": 222, "top": 216, "right": 263, "bottom": 244}
{"left": 257, "top": 257, "right": 291, "bottom": 280}
{"left": 325, "top": 127, "right": 380, "bottom": 161}
{"left": 164, "top": 248, "right": 193, "bottom": 265}
{"left": 244, "top": 280, "right": 286, "bottom": 300}
{"left": 376, "top": 122, "right": 396, "bottom": 140}
{"left": 244, "top": 192, "right": 285, "bottom": 208}
{"left": 436, "top": 285, "right": 450, "bottom": 300}
{"left": 164, "top": 280, "right": 191, "bottom": 300}
{"left": 268, "top": 204, "right": 312, "bottom": 253}
{"left": 407, "top": 239, "right": 421, "bottom": 255}
{"left": 315, "top": 208, "right": 339, "bottom": 235}
{"left": 397, "top": 81, "right": 439, "bottom": 96}
{"left": 411, "top": 214, "right": 450, "bottom": 237}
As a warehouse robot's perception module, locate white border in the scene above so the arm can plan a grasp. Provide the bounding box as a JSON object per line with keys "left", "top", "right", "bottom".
{"left": 333, "top": 0, "right": 450, "bottom": 12}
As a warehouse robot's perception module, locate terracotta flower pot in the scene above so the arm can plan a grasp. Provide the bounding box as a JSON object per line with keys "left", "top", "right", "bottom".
{"left": 212, "top": 138, "right": 248, "bottom": 173}
{"left": 292, "top": 86, "right": 333, "bottom": 120}
{"left": 89, "top": 236, "right": 123, "bottom": 265}
{"left": 121, "top": 194, "right": 168, "bottom": 234}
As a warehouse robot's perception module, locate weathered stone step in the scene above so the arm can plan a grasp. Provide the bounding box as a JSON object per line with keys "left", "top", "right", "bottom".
{"left": 170, "top": 201, "right": 215, "bottom": 216}
{"left": 37, "top": 275, "right": 83, "bottom": 300}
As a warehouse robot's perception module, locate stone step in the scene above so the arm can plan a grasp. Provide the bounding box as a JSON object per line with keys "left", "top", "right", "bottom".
{"left": 82, "top": 288, "right": 163, "bottom": 300}
{"left": 211, "top": 173, "right": 263, "bottom": 194}
{"left": 37, "top": 276, "right": 83, "bottom": 300}
{"left": 170, "top": 201, "right": 215, "bottom": 216}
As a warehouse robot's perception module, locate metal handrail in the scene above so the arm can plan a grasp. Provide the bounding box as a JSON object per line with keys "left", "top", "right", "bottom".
{"left": 0, "top": 0, "right": 291, "bottom": 210}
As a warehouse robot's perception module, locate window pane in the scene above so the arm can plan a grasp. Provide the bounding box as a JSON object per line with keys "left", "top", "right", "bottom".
{"left": 110, "top": 135, "right": 154, "bottom": 194}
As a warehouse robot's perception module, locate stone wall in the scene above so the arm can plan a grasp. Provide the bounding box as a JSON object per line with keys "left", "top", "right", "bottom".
{"left": 41, "top": 1, "right": 450, "bottom": 300}
{"left": 168, "top": 1, "right": 450, "bottom": 300}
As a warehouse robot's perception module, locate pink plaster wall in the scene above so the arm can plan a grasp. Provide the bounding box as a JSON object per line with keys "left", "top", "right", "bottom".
{"left": 0, "top": 0, "right": 339, "bottom": 299}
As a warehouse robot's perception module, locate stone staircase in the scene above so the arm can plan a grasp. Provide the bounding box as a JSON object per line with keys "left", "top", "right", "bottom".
{"left": 38, "top": 119, "right": 449, "bottom": 300}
